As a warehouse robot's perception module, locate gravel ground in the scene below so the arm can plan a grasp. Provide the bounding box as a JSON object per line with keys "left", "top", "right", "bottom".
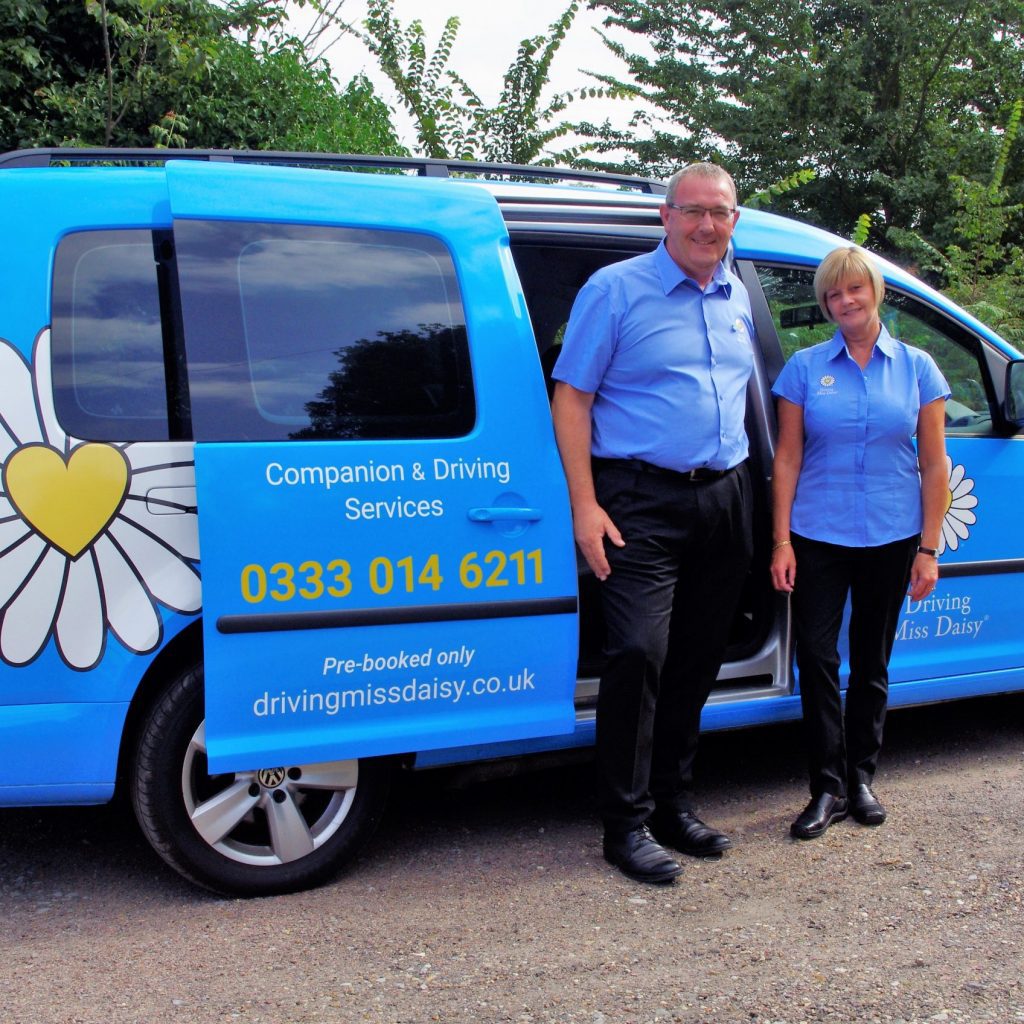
{"left": 2, "top": 692, "right": 1022, "bottom": 1024}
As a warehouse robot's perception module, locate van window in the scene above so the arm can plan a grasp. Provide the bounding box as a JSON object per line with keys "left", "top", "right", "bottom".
{"left": 51, "top": 229, "right": 175, "bottom": 441}
{"left": 174, "top": 220, "right": 474, "bottom": 442}
{"left": 757, "top": 264, "right": 996, "bottom": 435}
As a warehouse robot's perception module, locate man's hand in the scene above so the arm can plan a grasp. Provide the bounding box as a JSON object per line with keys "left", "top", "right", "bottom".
{"left": 551, "top": 381, "right": 626, "bottom": 579}
{"left": 573, "top": 501, "right": 624, "bottom": 581}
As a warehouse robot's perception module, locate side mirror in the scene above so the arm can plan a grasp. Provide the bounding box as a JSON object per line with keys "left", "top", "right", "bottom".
{"left": 1005, "top": 359, "right": 1024, "bottom": 428}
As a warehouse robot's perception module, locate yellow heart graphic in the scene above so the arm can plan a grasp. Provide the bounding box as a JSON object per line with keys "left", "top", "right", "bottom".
{"left": 4, "top": 443, "right": 130, "bottom": 558}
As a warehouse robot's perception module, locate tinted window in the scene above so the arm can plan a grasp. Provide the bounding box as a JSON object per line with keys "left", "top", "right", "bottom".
{"left": 51, "top": 230, "right": 175, "bottom": 441}
{"left": 757, "top": 264, "right": 996, "bottom": 436}
{"left": 174, "top": 220, "right": 474, "bottom": 442}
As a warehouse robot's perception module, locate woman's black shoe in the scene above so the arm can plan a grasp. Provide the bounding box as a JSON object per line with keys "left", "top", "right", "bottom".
{"left": 790, "top": 793, "right": 849, "bottom": 839}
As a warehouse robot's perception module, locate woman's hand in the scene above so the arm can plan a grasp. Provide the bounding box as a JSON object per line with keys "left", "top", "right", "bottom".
{"left": 908, "top": 551, "right": 939, "bottom": 601}
{"left": 770, "top": 400, "right": 803, "bottom": 596}
{"left": 770, "top": 543, "right": 797, "bottom": 593}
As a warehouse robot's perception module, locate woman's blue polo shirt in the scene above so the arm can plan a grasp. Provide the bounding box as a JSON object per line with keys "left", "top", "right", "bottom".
{"left": 772, "top": 326, "right": 950, "bottom": 547}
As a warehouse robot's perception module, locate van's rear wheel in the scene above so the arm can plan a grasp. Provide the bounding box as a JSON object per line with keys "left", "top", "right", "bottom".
{"left": 131, "top": 664, "right": 392, "bottom": 896}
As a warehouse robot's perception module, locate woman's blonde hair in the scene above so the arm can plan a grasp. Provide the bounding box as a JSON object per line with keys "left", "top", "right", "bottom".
{"left": 813, "top": 247, "right": 885, "bottom": 322}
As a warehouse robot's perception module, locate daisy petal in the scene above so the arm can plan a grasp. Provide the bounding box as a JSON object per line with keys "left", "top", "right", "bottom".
{"left": 947, "top": 459, "right": 964, "bottom": 491}
{"left": 0, "top": 516, "right": 32, "bottom": 557}
{"left": 123, "top": 444, "right": 196, "bottom": 476}
{"left": 0, "top": 532, "right": 47, "bottom": 607}
{"left": 107, "top": 518, "right": 201, "bottom": 613}
{"left": 55, "top": 553, "right": 105, "bottom": 669}
{"left": 950, "top": 477, "right": 975, "bottom": 501}
{"left": 949, "top": 516, "right": 971, "bottom": 540}
{"left": 0, "top": 343, "right": 40, "bottom": 452}
{"left": 31, "top": 330, "right": 64, "bottom": 450}
{"left": 93, "top": 534, "right": 162, "bottom": 653}
{"left": 948, "top": 508, "right": 976, "bottom": 526}
{"left": 941, "top": 520, "right": 960, "bottom": 552}
{"left": 116, "top": 500, "right": 199, "bottom": 562}
{"left": 1, "top": 546, "right": 66, "bottom": 664}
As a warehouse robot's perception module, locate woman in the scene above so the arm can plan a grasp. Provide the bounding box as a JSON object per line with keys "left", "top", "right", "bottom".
{"left": 770, "top": 246, "right": 950, "bottom": 839}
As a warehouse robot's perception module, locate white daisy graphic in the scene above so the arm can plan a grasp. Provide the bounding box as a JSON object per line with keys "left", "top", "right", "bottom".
{"left": 938, "top": 455, "right": 977, "bottom": 555}
{"left": 0, "top": 329, "right": 200, "bottom": 670}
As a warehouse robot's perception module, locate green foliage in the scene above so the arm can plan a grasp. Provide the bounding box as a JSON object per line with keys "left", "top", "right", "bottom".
{"left": 850, "top": 213, "right": 872, "bottom": 247}
{"left": 0, "top": 0, "right": 404, "bottom": 155}
{"left": 151, "top": 109, "right": 188, "bottom": 148}
{"left": 744, "top": 169, "right": 816, "bottom": 210}
{"left": 362, "top": 0, "right": 628, "bottom": 164}
{"left": 885, "top": 226, "right": 949, "bottom": 278}
{"left": 941, "top": 172, "right": 1024, "bottom": 343}
{"left": 589, "top": 0, "right": 1024, "bottom": 250}
{"left": 361, "top": 0, "right": 463, "bottom": 158}
{"left": 888, "top": 98, "right": 1024, "bottom": 343}
{"left": 455, "top": 2, "right": 634, "bottom": 165}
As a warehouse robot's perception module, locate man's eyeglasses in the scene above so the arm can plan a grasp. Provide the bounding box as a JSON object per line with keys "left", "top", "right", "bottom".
{"left": 665, "top": 203, "right": 736, "bottom": 224}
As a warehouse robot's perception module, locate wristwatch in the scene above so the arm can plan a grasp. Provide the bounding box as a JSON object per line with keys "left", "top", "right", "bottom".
{"left": 917, "top": 545, "right": 938, "bottom": 557}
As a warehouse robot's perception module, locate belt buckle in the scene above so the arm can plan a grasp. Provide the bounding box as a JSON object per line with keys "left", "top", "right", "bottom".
{"left": 685, "top": 466, "right": 726, "bottom": 482}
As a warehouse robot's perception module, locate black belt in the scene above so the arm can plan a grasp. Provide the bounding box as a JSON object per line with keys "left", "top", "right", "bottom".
{"left": 593, "top": 457, "right": 736, "bottom": 483}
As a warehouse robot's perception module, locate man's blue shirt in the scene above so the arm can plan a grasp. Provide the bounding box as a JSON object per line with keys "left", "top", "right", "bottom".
{"left": 772, "top": 326, "right": 951, "bottom": 547}
{"left": 551, "top": 240, "right": 755, "bottom": 473}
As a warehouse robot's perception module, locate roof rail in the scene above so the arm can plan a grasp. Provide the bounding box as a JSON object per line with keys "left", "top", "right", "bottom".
{"left": 0, "top": 148, "right": 666, "bottom": 194}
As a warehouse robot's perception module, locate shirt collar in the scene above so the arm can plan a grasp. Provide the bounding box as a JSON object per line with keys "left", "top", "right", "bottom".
{"left": 654, "top": 239, "right": 732, "bottom": 297}
{"left": 826, "top": 323, "right": 897, "bottom": 362}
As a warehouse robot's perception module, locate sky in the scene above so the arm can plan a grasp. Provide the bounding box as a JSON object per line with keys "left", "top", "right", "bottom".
{"left": 298, "top": 0, "right": 651, "bottom": 152}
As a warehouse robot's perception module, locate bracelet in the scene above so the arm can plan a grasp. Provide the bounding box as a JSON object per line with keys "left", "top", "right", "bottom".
{"left": 772, "top": 540, "right": 792, "bottom": 551}
{"left": 917, "top": 545, "right": 938, "bottom": 557}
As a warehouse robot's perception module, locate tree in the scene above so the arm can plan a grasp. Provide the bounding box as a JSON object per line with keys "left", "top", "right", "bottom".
{"left": 361, "top": 0, "right": 627, "bottom": 164}
{"left": 588, "top": 0, "right": 1024, "bottom": 250}
{"left": 449, "top": 1, "right": 624, "bottom": 164}
{"left": 890, "top": 98, "right": 1024, "bottom": 342}
{"left": 0, "top": 0, "right": 404, "bottom": 154}
{"left": 295, "top": 323, "right": 466, "bottom": 439}
{"left": 360, "top": 0, "right": 461, "bottom": 158}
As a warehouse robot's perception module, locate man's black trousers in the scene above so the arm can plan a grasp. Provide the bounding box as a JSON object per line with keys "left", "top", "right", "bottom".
{"left": 790, "top": 533, "right": 918, "bottom": 799}
{"left": 593, "top": 460, "right": 753, "bottom": 832}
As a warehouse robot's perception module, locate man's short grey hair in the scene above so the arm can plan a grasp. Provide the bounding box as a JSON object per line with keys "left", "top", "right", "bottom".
{"left": 664, "top": 163, "right": 738, "bottom": 206}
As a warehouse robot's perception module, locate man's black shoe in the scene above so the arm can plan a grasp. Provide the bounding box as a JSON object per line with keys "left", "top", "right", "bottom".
{"left": 649, "top": 810, "right": 732, "bottom": 857}
{"left": 603, "top": 825, "right": 683, "bottom": 884}
{"left": 850, "top": 784, "right": 886, "bottom": 825}
{"left": 790, "top": 793, "right": 848, "bottom": 839}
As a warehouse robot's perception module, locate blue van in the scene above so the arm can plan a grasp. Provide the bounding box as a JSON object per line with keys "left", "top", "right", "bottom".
{"left": 1, "top": 149, "right": 1022, "bottom": 895}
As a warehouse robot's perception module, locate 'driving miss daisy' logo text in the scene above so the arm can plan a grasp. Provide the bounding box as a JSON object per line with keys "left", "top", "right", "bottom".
{"left": 0, "top": 330, "right": 200, "bottom": 671}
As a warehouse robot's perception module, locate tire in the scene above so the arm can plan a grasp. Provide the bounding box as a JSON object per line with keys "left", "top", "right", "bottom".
{"left": 130, "top": 663, "right": 393, "bottom": 896}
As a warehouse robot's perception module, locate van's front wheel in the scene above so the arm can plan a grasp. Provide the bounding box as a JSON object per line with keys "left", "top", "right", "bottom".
{"left": 130, "top": 664, "right": 392, "bottom": 896}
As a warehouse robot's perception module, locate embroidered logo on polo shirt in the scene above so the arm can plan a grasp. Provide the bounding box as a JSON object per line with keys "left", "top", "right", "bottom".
{"left": 815, "top": 372, "right": 837, "bottom": 396}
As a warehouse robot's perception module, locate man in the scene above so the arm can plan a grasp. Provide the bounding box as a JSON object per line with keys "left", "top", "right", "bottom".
{"left": 551, "top": 163, "right": 755, "bottom": 884}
